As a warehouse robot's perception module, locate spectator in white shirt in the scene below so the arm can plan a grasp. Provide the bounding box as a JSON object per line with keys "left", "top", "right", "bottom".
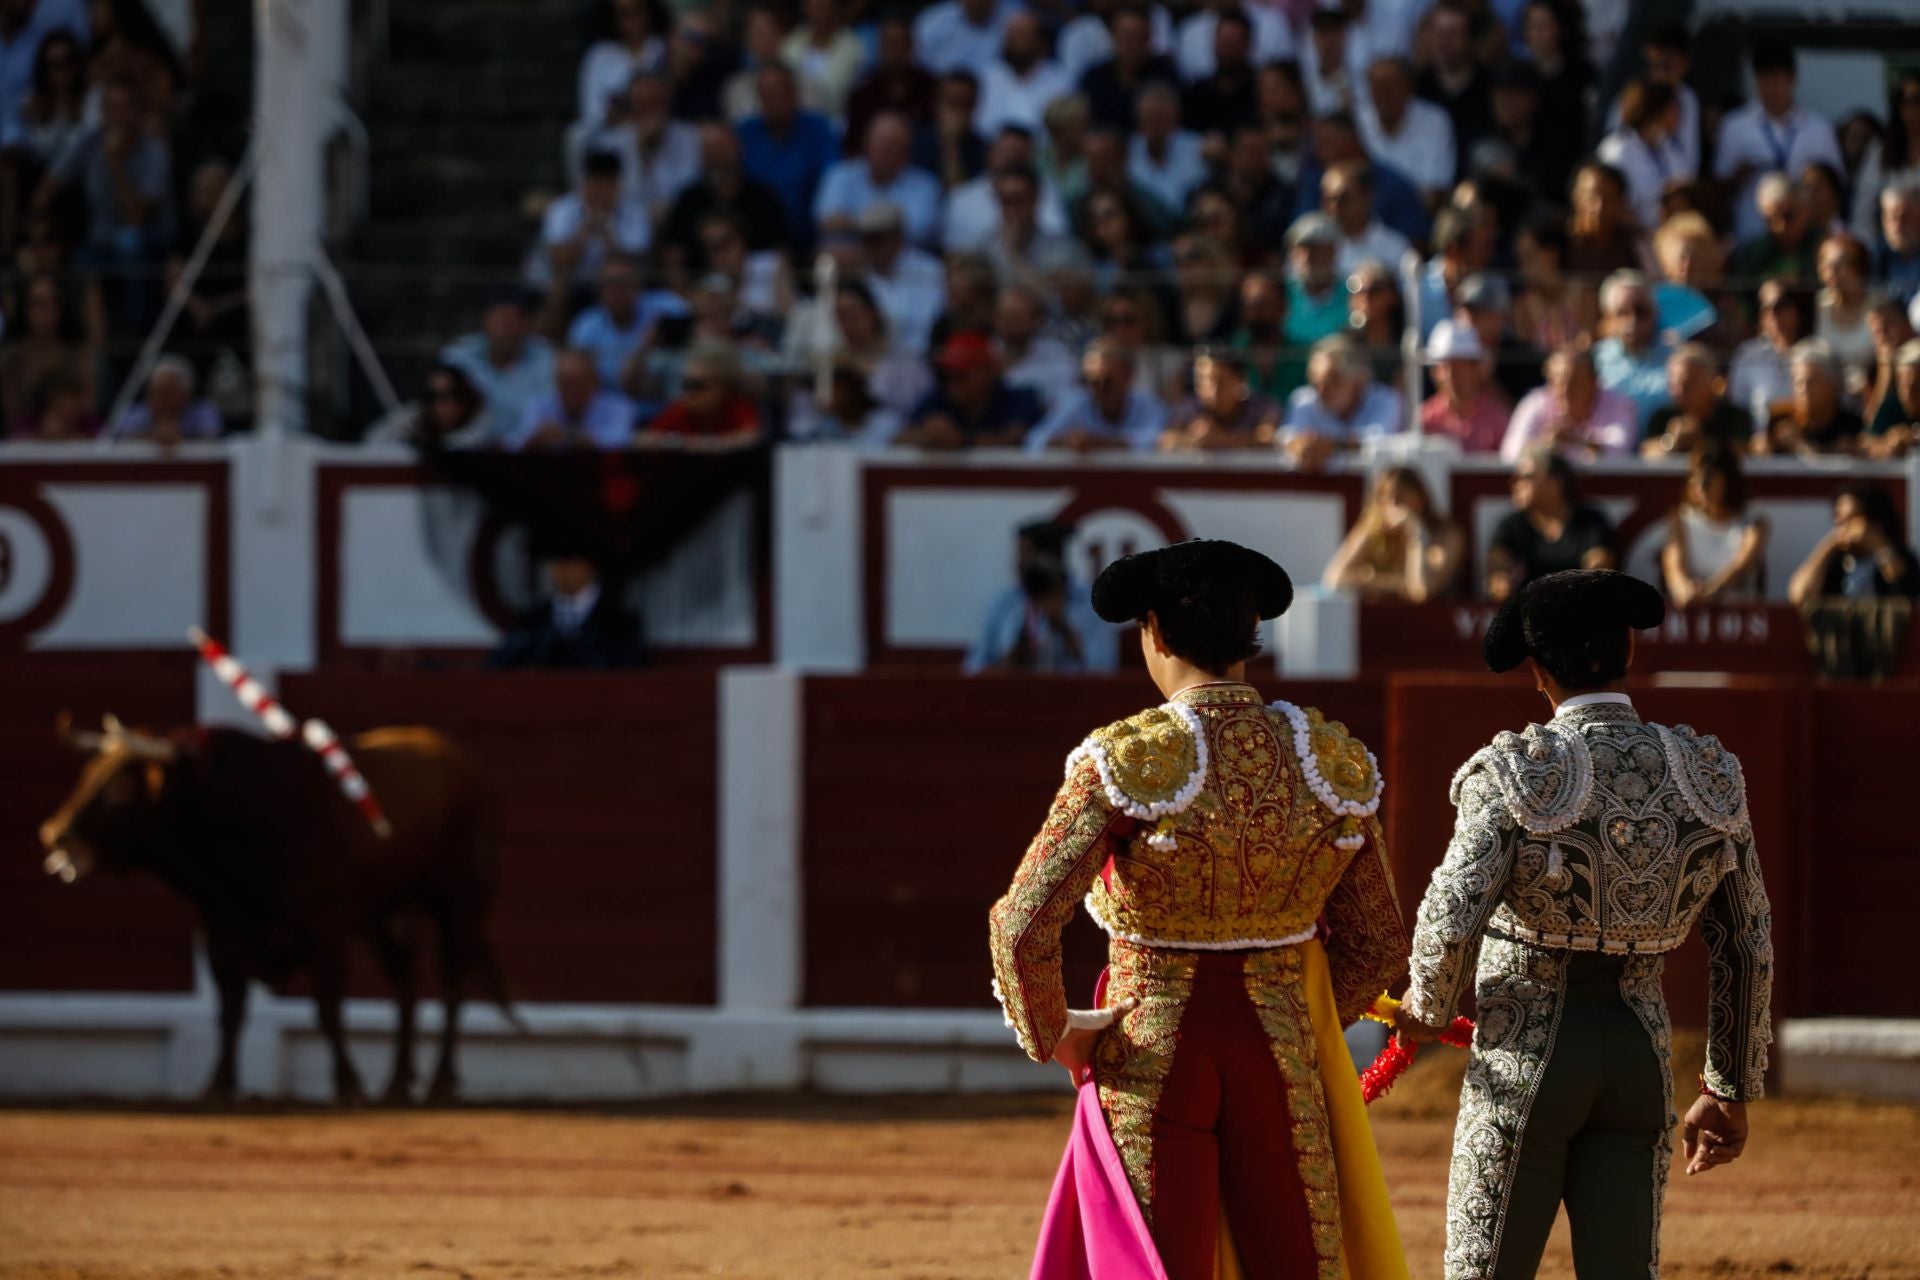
{"left": 1126, "top": 82, "right": 1206, "bottom": 212}
{"left": 1715, "top": 37, "right": 1843, "bottom": 245}
{"left": 1057, "top": 0, "right": 1174, "bottom": 84}
{"left": 912, "top": 0, "right": 1022, "bottom": 78}
{"left": 1607, "top": 21, "right": 1699, "bottom": 182}
{"left": 782, "top": 0, "right": 865, "bottom": 119}
{"left": 1359, "top": 56, "right": 1456, "bottom": 203}
{"left": 1302, "top": 7, "right": 1365, "bottom": 117}
{"left": 945, "top": 126, "right": 1070, "bottom": 251}
{"left": 570, "top": 71, "right": 700, "bottom": 222}
{"left": 995, "top": 281, "right": 1079, "bottom": 406}
{"left": 1597, "top": 79, "right": 1685, "bottom": 233}
{"left": 1324, "top": 159, "right": 1411, "bottom": 275}
{"left": 855, "top": 201, "right": 947, "bottom": 351}
{"left": 1174, "top": 0, "right": 1293, "bottom": 85}
{"left": 814, "top": 111, "right": 946, "bottom": 249}
{"left": 975, "top": 11, "right": 1072, "bottom": 137}
{"left": 1026, "top": 341, "right": 1167, "bottom": 452}
{"left": 527, "top": 149, "right": 651, "bottom": 290}
{"left": 576, "top": 0, "right": 667, "bottom": 128}
{"left": 441, "top": 294, "right": 557, "bottom": 446}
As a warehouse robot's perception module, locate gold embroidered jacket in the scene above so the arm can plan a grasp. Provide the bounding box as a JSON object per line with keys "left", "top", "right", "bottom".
{"left": 988, "top": 683, "right": 1409, "bottom": 1062}
{"left": 1403, "top": 699, "right": 1774, "bottom": 1100}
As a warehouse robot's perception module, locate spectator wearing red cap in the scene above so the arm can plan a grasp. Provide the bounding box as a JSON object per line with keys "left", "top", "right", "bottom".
{"left": 893, "top": 333, "right": 1043, "bottom": 449}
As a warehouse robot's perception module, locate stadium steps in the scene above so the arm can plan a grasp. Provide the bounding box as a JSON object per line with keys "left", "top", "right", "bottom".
{"left": 337, "top": 0, "right": 580, "bottom": 425}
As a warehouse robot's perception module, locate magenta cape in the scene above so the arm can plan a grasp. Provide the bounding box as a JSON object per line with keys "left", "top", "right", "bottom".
{"left": 1029, "top": 1081, "right": 1169, "bottom": 1280}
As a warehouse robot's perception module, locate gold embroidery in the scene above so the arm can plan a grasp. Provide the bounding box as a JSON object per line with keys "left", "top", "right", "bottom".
{"left": 1094, "top": 941, "right": 1197, "bottom": 1221}
{"left": 1245, "top": 948, "right": 1343, "bottom": 1280}
{"left": 1308, "top": 708, "right": 1379, "bottom": 808}
{"left": 1086, "top": 707, "right": 1202, "bottom": 810}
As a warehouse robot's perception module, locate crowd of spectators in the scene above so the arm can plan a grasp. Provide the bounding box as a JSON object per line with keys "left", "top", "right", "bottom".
{"left": 0, "top": 0, "right": 243, "bottom": 442}
{"left": 378, "top": 1, "right": 1920, "bottom": 472}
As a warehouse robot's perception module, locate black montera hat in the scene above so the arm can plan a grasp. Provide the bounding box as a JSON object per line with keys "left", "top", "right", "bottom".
{"left": 1091, "top": 539, "right": 1293, "bottom": 624}
{"left": 1483, "top": 569, "right": 1666, "bottom": 673}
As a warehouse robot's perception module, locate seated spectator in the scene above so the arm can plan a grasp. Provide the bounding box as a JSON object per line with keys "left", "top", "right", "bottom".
{"left": 896, "top": 333, "right": 1042, "bottom": 449}
{"left": 1592, "top": 270, "right": 1676, "bottom": 434}
{"left": 1489, "top": 62, "right": 1572, "bottom": 209}
{"left": 1284, "top": 334, "right": 1405, "bottom": 454}
{"left": 491, "top": 548, "right": 644, "bottom": 671}
{"left": 1501, "top": 346, "right": 1637, "bottom": 463}
{"left": 1847, "top": 71, "right": 1920, "bottom": 237}
{"left": 9, "top": 370, "right": 97, "bottom": 441}
{"left": 1323, "top": 465, "right": 1464, "bottom": 602}
{"left": 1649, "top": 212, "right": 1725, "bottom": 344}
{"left": 963, "top": 519, "right": 1117, "bottom": 676}
{"left": 1414, "top": 205, "right": 1493, "bottom": 342}
{"left": 1058, "top": 0, "right": 1174, "bottom": 86}
{"left": 693, "top": 212, "right": 791, "bottom": 323}
{"left": 1486, "top": 449, "right": 1617, "bottom": 600}
{"left": 572, "top": 72, "right": 700, "bottom": 223}
{"left": 1077, "top": 4, "right": 1178, "bottom": 133}
{"left": 844, "top": 15, "right": 935, "bottom": 154}
{"left": 1566, "top": 162, "right": 1640, "bottom": 294}
{"left": 1214, "top": 124, "right": 1295, "bottom": 250}
{"left": 1864, "top": 338, "right": 1920, "bottom": 459}
{"left": 1788, "top": 483, "right": 1920, "bottom": 605}
{"left": 782, "top": 0, "right": 863, "bottom": 118}
{"left": 736, "top": 63, "right": 838, "bottom": 251}
{"left": 576, "top": 0, "right": 668, "bottom": 129}
{"left": 975, "top": 11, "right": 1070, "bottom": 137}
{"left": 509, "top": 348, "right": 636, "bottom": 452}
{"left": 1300, "top": 5, "right": 1361, "bottom": 117}
{"left": 1170, "top": 233, "right": 1237, "bottom": 346}
{"left": 791, "top": 279, "right": 931, "bottom": 418}
{"left": 977, "top": 165, "right": 1084, "bottom": 275}
{"left": 1026, "top": 341, "right": 1166, "bottom": 453}
{"left": 815, "top": 111, "right": 943, "bottom": 249}
{"left": 1715, "top": 38, "right": 1843, "bottom": 246}
{"left": 441, "top": 293, "right": 556, "bottom": 445}
{"left": 1159, "top": 349, "right": 1282, "bottom": 452}
{"left": 1175, "top": 0, "right": 1294, "bottom": 84}
{"left": 1801, "top": 160, "right": 1848, "bottom": 237}
{"left": 659, "top": 124, "right": 788, "bottom": 266}
{"left": 1596, "top": 80, "right": 1683, "bottom": 232}
{"left": 1815, "top": 233, "right": 1874, "bottom": 385}
{"left": 994, "top": 282, "right": 1077, "bottom": 405}
{"left": 644, "top": 343, "right": 761, "bottom": 443}
{"left": 1324, "top": 160, "right": 1409, "bottom": 277}
{"left": 1261, "top": 64, "right": 1313, "bottom": 191}
{"left": 407, "top": 363, "right": 488, "bottom": 449}
{"left": 926, "top": 251, "right": 999, "bottom": 351}
{"left": 1126, "top": 83, "right": 1205, "bottom": 214}
{"left": 1039, "top": 93, "right": 1091, "bottom": 201}
{"left": 1728, "top": 172, "right": 1818, "bottom": 286}
{"left": 1644, "top": 345, "right": 1755, "bottom": 459}
{"left": 721, "top": 5, "right": 786, "bottom": 122}
{"left": 945, "top": 127, "right": 1070, "bottom": 253}
{"left": 1420, "top": 320, "right": 1509, "bottom": 453}
{"left": 36, "top": 77, "right": 173, "bottom": 323}
{"left": 662, "top": 11, "right": 734, "bottom": 122}
{"left": 912, "top": 0, "right": 1019, "bottom": 78}
{"left": 1663, "top": 446, "right": 1769, "bottom": 608}
{"left": 565, "top": 254, "right": 686, "bottom": 390}
{"left": 1875, "top": 180, "right": 1920, "bottom": 308}
{"left": 1522, "top": 0, "right": 1594, "bottom": 145}
{"left": 1728, "top": 278, "right": 1813, "bottom": 426}
{"left": 0, "top": 272, "right": 96, "bottom": 433}
{"left": 1359, "top": 56, "right": 1455, "bottom": 204}
{"left": 1295, "top": 110, "right": 1430, "bottom": 246}
{"left": 1079, "top": 186, "right": 1172, "bottom": 305}
{"left": 528, "top": 149, "right": 650, "bottom": 292}
{"left": 113, "top": 355, "right": 220, "bottom": 444}
{"left": 1181, "top": 9, "right": 1259, "bottom": 140}
{"left": 1229, "top": 269, "right": 1304, "bottom": 403}
{"left": 5, "top": 30, "right": 87, "bottom": 186}
{"left": 787, "top": 357, "right": 903, "bottom": 445}
{"left": 1346, "top": 262, "right": 1405, "bottom": 367}
{"left": 854, "top": 202, "right": 945, "bottom": 352}
{"left": 1760, "top": 339, "right": 1863, "bottom": 457}
{"left": 1416, "top": 0, "right": 1492, "bottom": 160}
{"left": 639, "top": 273, "right": 781, "bottom": 399}
{"left": 913, "top": 70, "right": 989, "bottom": 189}
{"left": 1863, "top": 296, "right": 1916, "bottom": 438}
{"left": 1074, "top": 126, "right": 1177, "bottom": 242}
{"left": 1455, "top": 272, "right": 1544, "bottom": 405}
{"left": 1282, "top": 213, "right": 1347, "bottom": 344}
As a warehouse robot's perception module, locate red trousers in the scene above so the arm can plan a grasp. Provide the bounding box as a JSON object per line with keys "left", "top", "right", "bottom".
{"left": 1096, "top": 948, "right": 1322, "bottom": 1280}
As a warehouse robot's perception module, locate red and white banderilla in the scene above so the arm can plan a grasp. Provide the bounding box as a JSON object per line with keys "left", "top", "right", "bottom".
{"left": 187, "top": 627, "right": 393, "bottom": 839}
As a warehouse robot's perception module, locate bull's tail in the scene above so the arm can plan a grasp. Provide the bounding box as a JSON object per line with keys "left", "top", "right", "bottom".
{"left": 474, "top": 933, "right": 532, "bottom": 1037}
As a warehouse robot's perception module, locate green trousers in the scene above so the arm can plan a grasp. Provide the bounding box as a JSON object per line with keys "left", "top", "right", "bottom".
{"left": 1442, "top": 939, "right": 1675, "bottom": 1279}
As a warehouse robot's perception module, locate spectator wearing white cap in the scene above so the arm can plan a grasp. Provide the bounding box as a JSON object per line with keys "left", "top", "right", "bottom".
{"left": 1500, "top": 346, "right": 1638, "bottom": 464}
{"left": 1323, "top": 160, "right": 1410, "bottom": 276}
{"left": 853, "top": 201, "right": 946, "bottom": 352}
{"left": 1592, "top": 270, "right": 1676, "bottom": 434}
{"left": 1282, "top": 213, "right": 1349, "bottom": 344}
{"left": 1420, "top": 319, "right": 1510, "bottom": 452}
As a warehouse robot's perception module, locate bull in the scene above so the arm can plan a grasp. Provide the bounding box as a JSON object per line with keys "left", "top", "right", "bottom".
{"left": 37, "top": 715, "right": 519, "bottom": 1105}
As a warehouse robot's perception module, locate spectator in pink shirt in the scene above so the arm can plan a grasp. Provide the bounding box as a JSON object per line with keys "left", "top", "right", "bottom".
{"left": 1500, "top": 346, "right": 1639, "bottom": 463}
{"left": 1420, "top": 319, "right": 1510, "bottom": 452}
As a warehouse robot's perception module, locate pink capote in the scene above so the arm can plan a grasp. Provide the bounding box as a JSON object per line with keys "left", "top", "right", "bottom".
{"left": 1029, "top": 1080, "right": 1170, "bottom": 1280}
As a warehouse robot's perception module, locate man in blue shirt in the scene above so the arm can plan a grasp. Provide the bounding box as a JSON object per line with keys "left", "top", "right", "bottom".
{"left": 897, "top": 332, "right": 1044, "bottom": 448}
{"left": 1295, "top": 112, "right": 1430, "bottom": 245}
{"left": 1875, "top": 181, "right": 1920, "bottom": 307}
{"left": 507, "top": 348, "right": 637, "bottom": 451}
{"left": 565, "top": 254, "right": 689, "bottom": 388}
{"left": 736, "top": 62, "right": 839, "bottom": 252}
{"left": 963, "top": 519, "right": 1119, "bottom": 675}
{"left": 441, "top": 293, "right": 557, "bottom": 446}
{"left": 1025, "top": 342, "right": 1166, "bottom": 452}
{"left": 1592, "top": 270, "right": 1674, "bottom": 436}
{"left": 815, "top": 110, "right": 945, "bottom": 250}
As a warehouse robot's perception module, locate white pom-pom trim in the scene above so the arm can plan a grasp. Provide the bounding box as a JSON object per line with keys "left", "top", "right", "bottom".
{"left": 1270, "top": 700, "right": 1384, "bottom": 820}
{"left": 1065, "top": 700, "right": 1210, "bottom": 824}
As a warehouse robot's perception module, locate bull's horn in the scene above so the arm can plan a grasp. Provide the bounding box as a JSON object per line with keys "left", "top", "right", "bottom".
{"left": 101, "top": 714, "right": 177, "bottom": 761}
{"left": 54, "top": 712, "right": 105, "bottom": 752}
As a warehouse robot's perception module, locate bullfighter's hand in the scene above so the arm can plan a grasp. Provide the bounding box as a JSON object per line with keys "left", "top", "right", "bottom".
{"left": 1683, "top": 1094, "right": 1748, "bottom": 1175}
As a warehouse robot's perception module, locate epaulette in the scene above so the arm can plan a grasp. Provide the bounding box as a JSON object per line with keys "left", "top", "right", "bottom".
{"left": 1455, "top": 723, "right": 1595, "bottom": 836}
{"left": 1270, "top": 701, "right": 1383, "bottom": 851}
{"left": 1656, "top": 724, "right": 1752, "bottom": 873}
{"left": 1066, "top": 703, "right": 1208, "bottom": 851}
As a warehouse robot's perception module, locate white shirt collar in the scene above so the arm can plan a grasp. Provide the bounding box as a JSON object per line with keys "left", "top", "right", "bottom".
{"left": 1553, "top": 691, "right": 1633, "bottom": 718}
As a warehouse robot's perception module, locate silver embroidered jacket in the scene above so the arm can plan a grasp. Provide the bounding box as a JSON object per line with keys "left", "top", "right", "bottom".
{"left": 1403, "top": 699, "right": 1774, "bottom": 1100}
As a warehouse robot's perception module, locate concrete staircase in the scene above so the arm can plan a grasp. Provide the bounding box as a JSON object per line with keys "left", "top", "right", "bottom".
{"left": 337, "top": 0, "right": 582, "bottom": 428}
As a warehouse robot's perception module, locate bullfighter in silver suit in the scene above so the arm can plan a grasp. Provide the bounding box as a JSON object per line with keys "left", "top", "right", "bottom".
{"left": 1398, "top": 569, "right": 1774, "bottom": 1279}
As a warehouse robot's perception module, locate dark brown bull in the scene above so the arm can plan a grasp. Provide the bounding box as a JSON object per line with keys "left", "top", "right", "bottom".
{"left": 38, "top": 715, "right": 519, "bottom": 1105}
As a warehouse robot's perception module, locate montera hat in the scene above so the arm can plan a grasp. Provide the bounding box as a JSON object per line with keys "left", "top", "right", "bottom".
{"left": 1482, "top": 569, "right": 1667, "bottom": 674}
{"left": 1091, "top": 539, "right": 1293, "bottom": 625}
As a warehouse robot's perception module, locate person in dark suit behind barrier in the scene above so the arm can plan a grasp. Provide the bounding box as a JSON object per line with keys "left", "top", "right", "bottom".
{"left": 491, "top": 549, "right": 645, "bottom": 670}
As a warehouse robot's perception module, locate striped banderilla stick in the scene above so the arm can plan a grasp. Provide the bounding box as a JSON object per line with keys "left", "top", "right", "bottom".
{"left": 188, "top": 627, "right": 393, "bottom": 838}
